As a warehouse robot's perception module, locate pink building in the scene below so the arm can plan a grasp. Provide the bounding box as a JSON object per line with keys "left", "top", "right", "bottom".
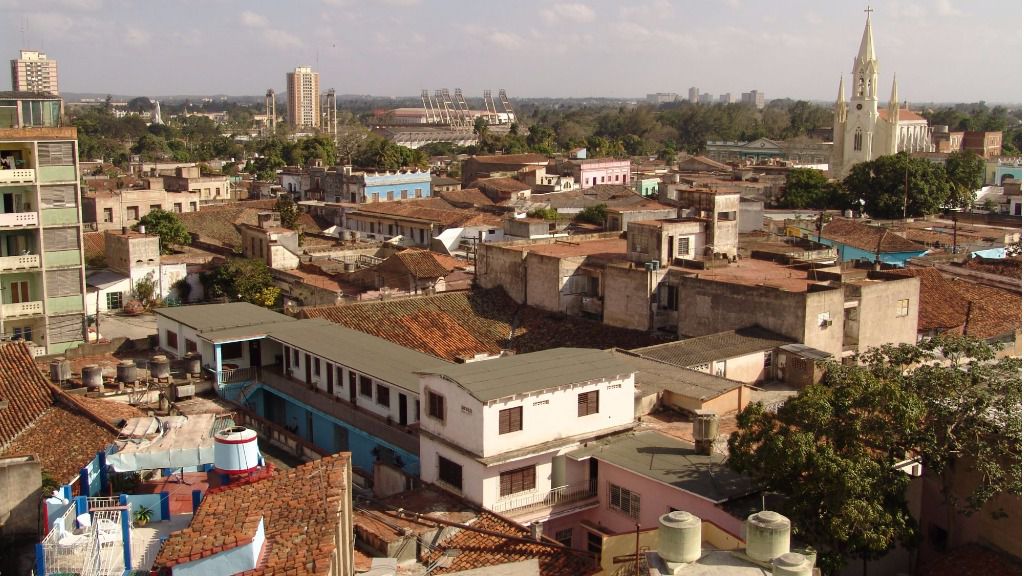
{"left": 565, "top": 158, "right": 632, "bottom": 189}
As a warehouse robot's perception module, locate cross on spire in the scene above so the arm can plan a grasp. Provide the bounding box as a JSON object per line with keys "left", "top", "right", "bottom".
{"left": 865, "top": 5, "right": 873, "bottom": 15}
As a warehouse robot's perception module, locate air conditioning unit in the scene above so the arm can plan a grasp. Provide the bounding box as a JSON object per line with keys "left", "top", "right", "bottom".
{"left": 820, "top": 319, "right": 833, "bottom": 328}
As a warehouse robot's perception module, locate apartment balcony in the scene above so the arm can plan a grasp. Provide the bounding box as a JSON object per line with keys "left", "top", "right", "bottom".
{"left": 0, "top": 212, "right": 38, "bottom": 228}
{"left": 2, "top": 300, "right": 43, "bottom": 317}
{"left": 0, "top": 253, "right": 40, "bottom": 271}
{"left": 0, "top": 168, "right": 35, "bottom": 185}
{"left": 490, "top": 479, "right": 598, "bottom": 518}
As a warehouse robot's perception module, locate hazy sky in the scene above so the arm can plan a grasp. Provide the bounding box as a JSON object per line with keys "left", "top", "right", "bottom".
{"left": 1, "top": 0, "right": 1020, "bottom": 103}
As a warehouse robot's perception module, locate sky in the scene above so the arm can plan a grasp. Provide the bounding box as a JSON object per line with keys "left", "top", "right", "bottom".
{"left": 0, "top": 0, "right": 1020, "bottom": 103}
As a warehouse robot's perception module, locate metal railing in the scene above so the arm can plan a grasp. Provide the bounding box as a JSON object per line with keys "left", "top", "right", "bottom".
{"left": 490, "top": 479, "right": 598, "bottom": 515}
{"left": 208, "top": 366, "right": 261, "bottom": 385}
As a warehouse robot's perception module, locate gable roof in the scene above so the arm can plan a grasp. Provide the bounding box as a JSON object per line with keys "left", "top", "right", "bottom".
{"left": 629, "top": 327, "right": 793, "bottom": 368}
{"left": 878, "top": 108, "right": 927, "bottom": 122}
{"left": 418, "top": 348, "right": 632, "bottom": 403}
{"left": 469, "top": 154, "right": 550, "bottom": 165}
{"left": 678, "top": 155, "right": 732, "bottom": 172}
{"left": 0, "top": 343, "right": 53, "bottom": 448}
{"left": 392, "top": 249, "right": 457, "bottom": 279}
{"left": 154, "top": 453, "right": 351, "bottom": 575}
{"left": 613, "top": 351, "right": 745, "bottom": 401}
{"left": 821, "top": 218, "right": 927, "bottom": 254}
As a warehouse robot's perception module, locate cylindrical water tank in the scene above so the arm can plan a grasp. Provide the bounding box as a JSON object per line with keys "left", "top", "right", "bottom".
{"left": 49, "top": 358, "right": 71, "bottom": 382}
{"left": 81, "top": 365, "right": 103, "bottom": 389}
{"left": 116, "top": 360, "right": 137, "bottom": 383}
{"left": 185, "top": 353, "right": 201, "bottom": 375}
{"left": 150, "top": 355, "right": 170, "bottom": 379}
{"left": 694, "top": 412, "right": 720, "bottom": 441}
{"left": 657, "top": 510, "right": 702, "bottom": 564}
{"left": 214, "top": 426, "right": 261, "bottom": 474}
{"left": 746, "top": 511, "right": 791, "bottom": 563}
{"left": 772, "top": 552, "right": 812, "bottom": 576}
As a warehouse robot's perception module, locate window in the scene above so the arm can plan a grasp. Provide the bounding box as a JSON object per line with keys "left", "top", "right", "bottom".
{"left": 400, "top": 189, "right": 408, "bottom": 199}
{"left": 166, "top": 330, "right": 178, "bottom": 349}
{"left": 677, "top": 237, "right": 691, "bottom": 256}
{"left": 12, "top": 326, "right": 32, "bottom": 342}
{"left": 185, "top": 339, "right": 198, "bottom": 353}
{"left": 173, "top": 203, "right": 182, "bottom": 213}
{"left": 896, "top": 299, "right": 910, "bottom": 317}
{"left": 106, "top": 291, "right": 123, "bottom": 310}
{"left": 313, "top": 358, "right": 321, "bottom": 376}
{"left": 102, "top": 208, "right": 113, "bottom": 222}
{"left": 763, "top": 351, "right": 773, "bottom": 368}
{"left": 127, "top": 206, "right": 139, "bottom": 220}
{"left": 359, "top": 375, "right": 373, "bottom": 397}
{"left": 586, "top": 531, "right": 602, "bottom": 555}
{"left": 713, "top": 360, "right": 726, "bottom": 377}
{"left": 221, "top": 341, "right": 243, "bottom": 359}
{"left": 854, "top": 128, "right": 863, "bottom": 152}
{"left": 555, "top": 528, "right": 573, "bottom": 547}
{"left": 578, "top": 390, "right": 599, "bottom": 417}
{"left": 376, "top": 384, "right": 391, "bottom": 407}
{"left": 415, "top": 188, "right": 423, "bottom": 198}
{"left": 498, "top": 406, "right": 523, "bottom": 434}
{"left": 292, "top": 348, "right": 299, "bottom": 365}
{"left": 438, "top": 455, "right": 462, "bottom": 491}
{"left": 499, "top": 465, "right": 536, "bottom": 497}
{"left": 609, "top": 483, "right": 640, "bottom": 520}
{"left": 658, "top": 284, "right": 678, "bottom": 311}
{"left": 427, "top": 390, "right": 446, "bottom": 421}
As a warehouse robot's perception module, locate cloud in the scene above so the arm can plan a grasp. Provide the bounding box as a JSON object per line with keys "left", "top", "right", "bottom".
{"left": 490, "top": 31, "right": 525, "bottom": 50}
{"left": 936, "top": 0, "right": 962, "bottom": 16}
{"left": 240, "top": 9, "right": 303, "bottom": 49}
{"left": 541, "top": 3, "right": 596, "bottom": 25}
{"left": 123, "top": 27, "right": 150, "bottom": 47}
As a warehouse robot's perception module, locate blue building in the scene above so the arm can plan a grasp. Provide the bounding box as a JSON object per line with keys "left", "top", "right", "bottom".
{"left": 797, "top": 217, "right": 928, "bottom": 267}
{"left": 326, "top": 166, "right": 433, "bottom": 203}
{"left": 154, "top": 303, "right": 449, "bottom": 478}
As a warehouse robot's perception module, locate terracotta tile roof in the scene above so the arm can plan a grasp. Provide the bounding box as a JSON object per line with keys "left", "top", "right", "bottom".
{"left": 352, "top": 201, "right": 502, "bottom": 229}
{"left": 72, "top": 395, "right": 147, "bottom": 425}
{"left": 962, "top": 257, "right": 1022, "bottom": 279}
{"left": 0, "top": 405, "right": 115, "bottom": 483}
{"left": 0, "top": 343, "right": 53, "bottom": 448}
{"left": 822, "top": 218, "right": 927, "bottom": 254}
{"left": 424, "top": 510, "right": 597, "bottom": 575}
{"left": 881, "top": 268, "right": 1021, "bottom": 339}
{"left": 394, "top": 249, "right": 456, "bottom": 278}
{"left": 299, "top": 289, "right": 667, "bottom": 362}
{"left": 473, "top": 177, "right": 532, "bottom": 193}
{"left": 916, "top": 544, "right": 1020, "bottom": 576}
{"left": 679, "top": 155, "right": 732, "bottom": 172}
{"left": 154, "top": 453, "right": 351, "bottom": 575}
{"left": 879, "top": 108, "right": 928, "bottom": 122}
{"left": 83, "top": 232, "right": 107, "bottom": 262}
{"left": 469, "top": 153, "right": 550, "bottom": 165}
{"left": 178, "top": 200, "right": 278, "bottom": 247}
{"left": 438, "top": 187, "right": 497, "bottom": 208}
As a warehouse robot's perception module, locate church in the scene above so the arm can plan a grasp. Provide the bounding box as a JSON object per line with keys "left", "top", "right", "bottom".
{"left": 830, "top": 9, "right": 934, "bottom": 177}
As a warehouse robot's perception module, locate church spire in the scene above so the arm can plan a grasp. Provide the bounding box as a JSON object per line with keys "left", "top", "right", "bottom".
{"left": 836, "top": 76, "right": 847, "bottom": 123}
{"left": 857, "top": 7, "right": 876, "bottom": 64}
{"left": 888, "top": 74, "right": 899, "bottom": 117}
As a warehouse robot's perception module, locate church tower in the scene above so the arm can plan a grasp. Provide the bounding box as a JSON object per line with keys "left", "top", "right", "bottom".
{"left": 837, "top": 9, "right": 880, "bottom": 176}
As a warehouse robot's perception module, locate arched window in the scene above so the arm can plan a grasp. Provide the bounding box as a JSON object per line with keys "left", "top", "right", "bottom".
{"left": 857, "top": 77, "right": 865, "bottom": 97}
{"left": 853, "top": 128, "right": 863, "bottom": 151}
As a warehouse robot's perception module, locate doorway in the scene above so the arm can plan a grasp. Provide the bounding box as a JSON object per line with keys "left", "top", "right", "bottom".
{"left": 248, "top": 340, "right": 262, "bottom": 369}
{"left": 398, "top": 393, "right": 408, "bottom": 426}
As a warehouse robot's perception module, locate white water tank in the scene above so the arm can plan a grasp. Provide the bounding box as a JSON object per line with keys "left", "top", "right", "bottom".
{"left": 772, "top": 552, "right": 812, "bottom": 576}
{"left": 745, "top": 511, "right": 791, "bottom": 563}
{"left": 214, "top": 426, "right": 260, "bottom": 474}
{"left": 657, "top": 510, "right": 701, "bottom": 564}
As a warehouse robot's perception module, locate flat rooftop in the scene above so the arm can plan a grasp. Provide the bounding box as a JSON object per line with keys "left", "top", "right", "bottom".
{"left": 505, "top": 237, "right": 627, "bottom": 258}
{"left": 677, "top": 257, "right": 836, "bottom": 293}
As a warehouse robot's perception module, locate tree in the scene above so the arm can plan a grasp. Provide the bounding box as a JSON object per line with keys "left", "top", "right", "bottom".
{"left": 779, "top": 168, "right": 831, "bottom": 209}
{"left": 944, "top": 150, "right": 985, "bottom": 210}
{"left": 202, "top": 258, "right": 280, "bottom": 308}
{"left": 274, "top": 195, "right": 299, "bottom": 229}
{"left": 729, "top": 336, "right": 1021, "bottom": 575}
{"left": 136, "top": 209, "right": 190, "bottom": 254}
{"left": 843, "top": 152, "right": 952, "bottom": 218}
{"left": 527, "top": 206, "right": 558, "bottom": 220}
{"left": 575, "top": 203, "right": 608, "bottom": 225}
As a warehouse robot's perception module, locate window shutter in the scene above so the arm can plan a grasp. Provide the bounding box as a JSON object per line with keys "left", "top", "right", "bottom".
{"left": 37, "top": 142, "right": 74, "bottom": 166}
{"left": 45, "top": 269, "right": 81, "bottom": 297}
{"left": 39, "top": 185, "right": 78, "bottom": 208}
{"left": 43, "top": 227, "right": 80, "bottom": 251}
{"left": 47, "top": 314, "right": 81, "bottom": 344}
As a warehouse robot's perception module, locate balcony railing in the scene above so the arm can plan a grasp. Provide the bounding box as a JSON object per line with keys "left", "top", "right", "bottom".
{"left": 0, "top": 168, "right": 35, "bottom": 184}
{"left": 2, "top": 300, "right": 43, "bottom": 317}
{"left": 0, "top": 253, "right": 40, "bottom": 271}
{"left": 0, "top": 212, "right": 38, "bottom": 227}
{"left": 490, "top": 479, "right": 598, "bottom": 516}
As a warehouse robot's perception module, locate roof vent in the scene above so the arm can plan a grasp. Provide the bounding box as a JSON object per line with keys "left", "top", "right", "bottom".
{"left": 745, "top": 511, "right": 791, "bottom": 563}
{"left": 657, "top": 510, "right": 701, "bottom": 564}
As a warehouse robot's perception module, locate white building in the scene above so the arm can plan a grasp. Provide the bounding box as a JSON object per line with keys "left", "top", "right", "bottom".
{"left": 416, "top": 348, "right": 637, "bottom": 524}
{"left": 10, "top": 50, "right": 59, "bottom": 94}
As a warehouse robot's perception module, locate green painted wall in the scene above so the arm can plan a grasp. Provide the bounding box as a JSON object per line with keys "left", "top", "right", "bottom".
{"left": 37, "top": 166, "right": 76, "bottom": 183}
{"left": 46, "top": 294, "right": 84, "bottom": 313}
{"left": 44, "top": 249, "right": 82, "bottom": 268}
{"left": 41, "top": 208, "right": 79, "bottom": 225}
{"left": 1, "top": 271, "right": 40, "bottom": 303}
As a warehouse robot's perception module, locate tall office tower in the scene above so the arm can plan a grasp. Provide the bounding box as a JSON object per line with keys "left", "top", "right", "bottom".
{"left": 286, "top": 66, "right": 320, "bottom": 129}
{"left": 688, "top": 87, "right": 699, "bottom": 103}
{"left": 0, "top": 92, "right": 87, "bottom": 354}
{"left": 11, "top": 50, "right": 59, "bottom": 95}
{"left": 324, "top": 88, "right": 337, "bottom": 137}
{"left": 265, "top": 89, "right": 277, "bottom": 134}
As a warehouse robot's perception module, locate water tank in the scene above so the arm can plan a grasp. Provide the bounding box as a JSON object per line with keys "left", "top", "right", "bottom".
{"left": 693, "top": 410, "right": 719, "bottom": 455}
{"left": 81, "top": 365, "right": 103, "bottom": 390}
{"left": 150, "top": 355, "right": 171, "bottom": 380}
{"left": 843, "top": 209, "right": 854, "bottom": 218}
{"left": 116, "top": 360, "right": 137, "bottom": 384}
{"left": 657, "top": 510, "right": 702, "bottom": 564}
{"left": 746, "top": 511, "right": 791, "bottom": 563}
{"left": 772, "top": 552, "right": 812, "bottom": 576}
{"left": 184, "top": 353, "right": 201, "bottom": 375}
{"left": 214, "top": 426, "right": 261, "bottom": 474}
{"left": 49, "top": 358, "right": 71, "bottom": 382}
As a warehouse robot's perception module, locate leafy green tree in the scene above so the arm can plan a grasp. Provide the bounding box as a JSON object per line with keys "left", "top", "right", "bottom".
{"left": 136, "top": 209, "right": 190, "bottom": 253}
{"left": 944, "top": 150, "right": 985, "bottom": 210}
{"left": 527, "top": 207, "right": 558, "bottom": 220}
{"left": 843, "top": 152, "right": 952, "bottom": 218}
{"left": 202, "top": 258, "right": 280, "bottom": 308}
{"left": 274, "top": 195, "right": 299, "bottom": 229}
{"left": 575, "top": 203, "right": 608, "bottom": 225}
{"left": 780, "top": 168, "right": 831, "bottom": 209}
{"left": 729, "top": 336, "right": 1021, "bottom": 575}
{"left": 134, "top": 133, "right": 171, "bottom": 161}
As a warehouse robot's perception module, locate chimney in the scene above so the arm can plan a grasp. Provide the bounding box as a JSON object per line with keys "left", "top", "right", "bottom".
{"left": 530, "top": 521, "right": 543, "bottom": 541}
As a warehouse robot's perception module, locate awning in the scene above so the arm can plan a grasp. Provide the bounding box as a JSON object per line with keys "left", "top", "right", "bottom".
{"left": 106, "top": 414, "right": 229, "bottom": 472}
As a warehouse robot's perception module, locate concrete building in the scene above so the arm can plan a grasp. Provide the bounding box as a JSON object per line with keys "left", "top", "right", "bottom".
{"left": 740, "top": 90, "right": 764, "bottom": 109}
{"left": 10, "top": 51, "right": 58, "bottom": 95}
{"left": 705, "top": 138, "right": 832, "bottom": 166}
{"left": 688, "top": 87, "right": 699, "bottom": 103}
{"left": 962, "top": 131, "right": 1003, "bottom": 159}
{"left": 417, "top": 348, "right": 637, "bottom": 524}
{"left": 286, "top": 66, "right": 320, "bottom": 129}
{"left": 317, "top": 166, "right": 432, "bottom": 204}
{"left": 238, "top": 211, "right": 300, "bottom": 270}
{"left": 646, "top": 93, "right": 679, "bottom": 104}
{"left": 83, "top": 188, "right": 199, "bottom": 232}
{"left": 0, "top": 91, "right": 86, "bottom": 355}
{"left": 85, "top": 229, "right": 187, "bottom": 315}
{"left": 461, "top": 153, "right": 549, "bottom": 187}
{"left": 559, "top": 158, "right": 631, "bottom": 189}
{"left": 657, "top": 187, "right": 740, "bottom": 257}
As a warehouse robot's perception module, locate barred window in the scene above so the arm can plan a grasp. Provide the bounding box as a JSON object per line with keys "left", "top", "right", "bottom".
{"left": 609, "top": 483, "right": 640, "bottom": 520}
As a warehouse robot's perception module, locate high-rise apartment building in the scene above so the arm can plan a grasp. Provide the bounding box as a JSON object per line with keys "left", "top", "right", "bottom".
{"left": 688, "top": 87, "right": 699, "bottom": 103}
{"left": 11, "top": 51, "right": 59, "bottom": 95}
{"left": 0, "top": 92, "right": 87, "bottom": 355}
{"left": 741, "top": 90, "right": 765, "bottom": 110}
{"left": 286, "top": 66, "right": 320, "bottom": 129}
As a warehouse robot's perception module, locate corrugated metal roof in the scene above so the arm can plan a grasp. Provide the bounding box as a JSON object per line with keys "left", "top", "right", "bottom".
{"left": 154, "top": 302, "right": 295, "bottom": 332}
{"left": 630, "top": 327, "right": 792, "bottom": 368}
{"left": 613, "top": 351, "right": 743, "bottom": 401}
{"left": 418, "top": 347, "right": 633, "bottom": 402}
